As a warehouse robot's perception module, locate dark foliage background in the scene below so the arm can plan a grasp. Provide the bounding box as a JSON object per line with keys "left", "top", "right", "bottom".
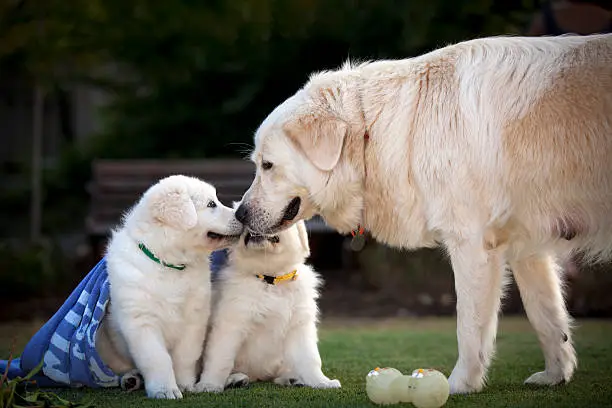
{"left": 1, "top": 0, "right": 539, "bottom": 161}
{"left": 13, "top": 0, "right": 612, "bottom": 321}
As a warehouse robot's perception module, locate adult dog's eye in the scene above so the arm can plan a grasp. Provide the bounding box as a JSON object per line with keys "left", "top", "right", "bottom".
{"left": 262, "top": 161, "right": 273, "bottom": 170}
{"left": 207, "top": 201, "right": 217, "bottom": 208}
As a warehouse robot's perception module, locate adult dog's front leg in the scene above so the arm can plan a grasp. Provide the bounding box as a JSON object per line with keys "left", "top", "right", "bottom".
{"left": 194, "top": 319, "right": 248, "bottom": 393}
{"left": 283, "top": 317, "right": 341, "bottom": 389}
{"left": 446, "top": 238, "right": 507, "bottom": 394}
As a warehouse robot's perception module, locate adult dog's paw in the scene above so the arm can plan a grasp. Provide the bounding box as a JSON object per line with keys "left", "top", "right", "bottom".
{"left": 524, "top": 370, "right": 566, "bottom": 386}
{"left": 448, "top": 370, "right": 484, "bottom": 395}
{"left": 193, "top": 381, "right": 224, "bottom": 393}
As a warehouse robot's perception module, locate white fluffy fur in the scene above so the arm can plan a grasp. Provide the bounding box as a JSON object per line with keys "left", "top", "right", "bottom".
{"left": 237, "top": 34, "right": 612, "bottom": 394}
{"left": 96, "top": 175, "right": 243, "bottom": 399}
{"left": 195, "top": 219, "right": 340, "bottom": 392}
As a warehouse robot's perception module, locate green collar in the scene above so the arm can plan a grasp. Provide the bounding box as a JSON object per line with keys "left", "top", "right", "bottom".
{"left": 138, "top": 243, "right": 186, "bottom": 271}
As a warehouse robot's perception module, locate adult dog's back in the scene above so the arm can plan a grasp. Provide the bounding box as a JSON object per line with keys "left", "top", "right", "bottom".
{"left": 447, "top": 34, "right": 612, "bottom": 260}
{"left": 353, "top": 34, "right": 612, "bottom": 261}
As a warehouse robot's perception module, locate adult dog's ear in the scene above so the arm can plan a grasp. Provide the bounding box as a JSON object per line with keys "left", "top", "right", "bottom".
{"left": 283, "top": 112, "right": 348, "bottom": 172}
{"left": 295, "top": 220, "right": 311, "bottom": 257}
{"left": 149, "top": 185, "right": 198, "bottom": 231}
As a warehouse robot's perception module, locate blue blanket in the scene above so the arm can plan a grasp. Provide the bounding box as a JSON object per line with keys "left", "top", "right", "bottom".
{"left": 0, "top": 250, "right": 231, "bottom": 389}
{"left": 210, "top": 248, "right": 229, "bottom": 281}
{"left": 0, "top": 259, "right": 118, "bottom": 388}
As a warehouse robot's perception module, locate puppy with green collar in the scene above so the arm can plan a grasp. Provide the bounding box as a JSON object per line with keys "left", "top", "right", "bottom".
{"left": 97, "top": 175, "right": 243, "bottom": 399}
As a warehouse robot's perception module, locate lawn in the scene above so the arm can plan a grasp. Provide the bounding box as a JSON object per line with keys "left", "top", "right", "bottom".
{"left": 1, "top": 317, "right": 611, "bottom": 408}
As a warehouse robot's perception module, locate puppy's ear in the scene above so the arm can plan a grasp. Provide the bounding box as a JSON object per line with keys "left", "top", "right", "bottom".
{"left": 295, "top": 220, "right": 311, "bottom": 257}
{"left": 283, "top": 110, "right": 348, "bottom": 172}
{"left": 149, "top": 185, "right": 198, "bottom": 231}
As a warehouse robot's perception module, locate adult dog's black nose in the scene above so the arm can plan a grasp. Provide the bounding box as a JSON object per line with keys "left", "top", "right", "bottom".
{"left": 235, "top": 204, "right": 250, "bottom": 224}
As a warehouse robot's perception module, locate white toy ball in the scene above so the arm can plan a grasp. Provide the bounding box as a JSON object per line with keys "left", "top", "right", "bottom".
{"left": 365, "top": 367, "right": 403, "bottom": 405}
{"left": 365, "top": 367, "right": 450, "bottom": 408}
{"left": 408, "top": 369, "right": 450, "bottom": 408}
{"left": 388, "top": 374, "right": 412, "bottom": 402}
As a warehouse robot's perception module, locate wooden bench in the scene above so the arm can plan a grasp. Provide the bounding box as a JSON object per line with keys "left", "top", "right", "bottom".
{"left": 86, "top": 159, "right": 341, "bottom": 263}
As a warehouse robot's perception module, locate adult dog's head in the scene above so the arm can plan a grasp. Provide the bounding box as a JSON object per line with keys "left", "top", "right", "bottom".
{"left": 236, "top": 67, "right": 368, "bottom": 235}
{"left": 231, "top": 202, "right": 312, "bottom": 273}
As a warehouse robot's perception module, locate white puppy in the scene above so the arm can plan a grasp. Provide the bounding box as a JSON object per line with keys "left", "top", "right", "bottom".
{"left": 194, "top": 218, "right": 340, "bottom": 393}
{"left": 234, "top": 34, "right": 612, "bottom": 394}
{"left": 96, "top": 175, "right": 243, "bottom": 399}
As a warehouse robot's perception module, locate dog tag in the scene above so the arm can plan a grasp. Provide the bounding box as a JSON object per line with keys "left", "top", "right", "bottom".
{"left": 350, "top": 234, "right": 366, "bottom": 251}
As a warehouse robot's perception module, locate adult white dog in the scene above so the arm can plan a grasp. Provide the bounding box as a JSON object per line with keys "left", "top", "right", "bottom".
{"left": 195, "top": 218, "right": 340, "bottom": 392}
{"left": 234, "top": 34, "right": 612, "bottom": 394}
{"left": 97, "top": 175, "right": 243, "bottom": 399}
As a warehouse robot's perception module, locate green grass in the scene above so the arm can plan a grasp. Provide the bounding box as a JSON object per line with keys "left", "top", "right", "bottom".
{"left": 2, "top": 317, "right": 612, "bottom": 407}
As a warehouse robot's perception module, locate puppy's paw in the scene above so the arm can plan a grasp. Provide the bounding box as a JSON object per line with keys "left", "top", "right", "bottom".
{"left": 177, "top": 379, "right": 196, "bottom": 393}
{"left": 120, "top": 370, "right": 144, "bottom": 392}
{"left": 524, "top": 371, "right": 566, "bottom": 386}
{"left": 274, "top": 376, "right": 305, "bottom": 387}
{"left": 193, "top": 381, "right": 224, "bottom": 393}
{"left": 276, "top": 376, "right": 341, "bottom": 389}
{"left": 310, "top": 378, "right": 342, "bottom": 389}
{"left": 146, "top": 383, "right": 183, "bottom": 399}
{"left": 225, "top": 373, "right": 250, "bottom": 389}
{"left": 175, "top": 371, "right": 197, "bottom": 392}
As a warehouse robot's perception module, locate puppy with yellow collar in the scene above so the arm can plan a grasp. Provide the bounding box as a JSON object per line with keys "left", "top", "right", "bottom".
{"left": 194, "top": 214, "right": 340, "bottom": 392}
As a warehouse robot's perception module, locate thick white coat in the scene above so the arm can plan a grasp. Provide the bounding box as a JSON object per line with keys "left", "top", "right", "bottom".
{"left": 238, "top": 34, "right": 612, "bottom": 394}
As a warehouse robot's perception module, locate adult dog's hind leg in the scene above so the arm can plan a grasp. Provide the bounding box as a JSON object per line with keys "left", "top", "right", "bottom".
{"left": 510, "top": 253, "right": 576, "bottom": 386}
{"left": 446, "top": 238, "right": 507, "bottom": 394}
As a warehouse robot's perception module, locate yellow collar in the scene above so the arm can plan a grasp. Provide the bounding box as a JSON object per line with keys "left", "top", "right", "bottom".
{"left": 256, "top": 270, "right": 298, "bottom": 285}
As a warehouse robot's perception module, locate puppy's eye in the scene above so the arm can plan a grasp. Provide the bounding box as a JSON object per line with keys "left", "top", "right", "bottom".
{"left": 262, "top": 161, "right": 273, "bottom": 170}
{"left": 207, "top": 201, "right": 217, "bottom": 208}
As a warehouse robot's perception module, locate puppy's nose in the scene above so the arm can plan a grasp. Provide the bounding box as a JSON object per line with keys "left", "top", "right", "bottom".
{"left": 235, "top": 204, "right": 250, "bottom": 224}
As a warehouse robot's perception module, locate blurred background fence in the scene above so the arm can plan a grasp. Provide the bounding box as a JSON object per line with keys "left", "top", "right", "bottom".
{"left": 1, "top": 0, "right": 611, "bottom": 321}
